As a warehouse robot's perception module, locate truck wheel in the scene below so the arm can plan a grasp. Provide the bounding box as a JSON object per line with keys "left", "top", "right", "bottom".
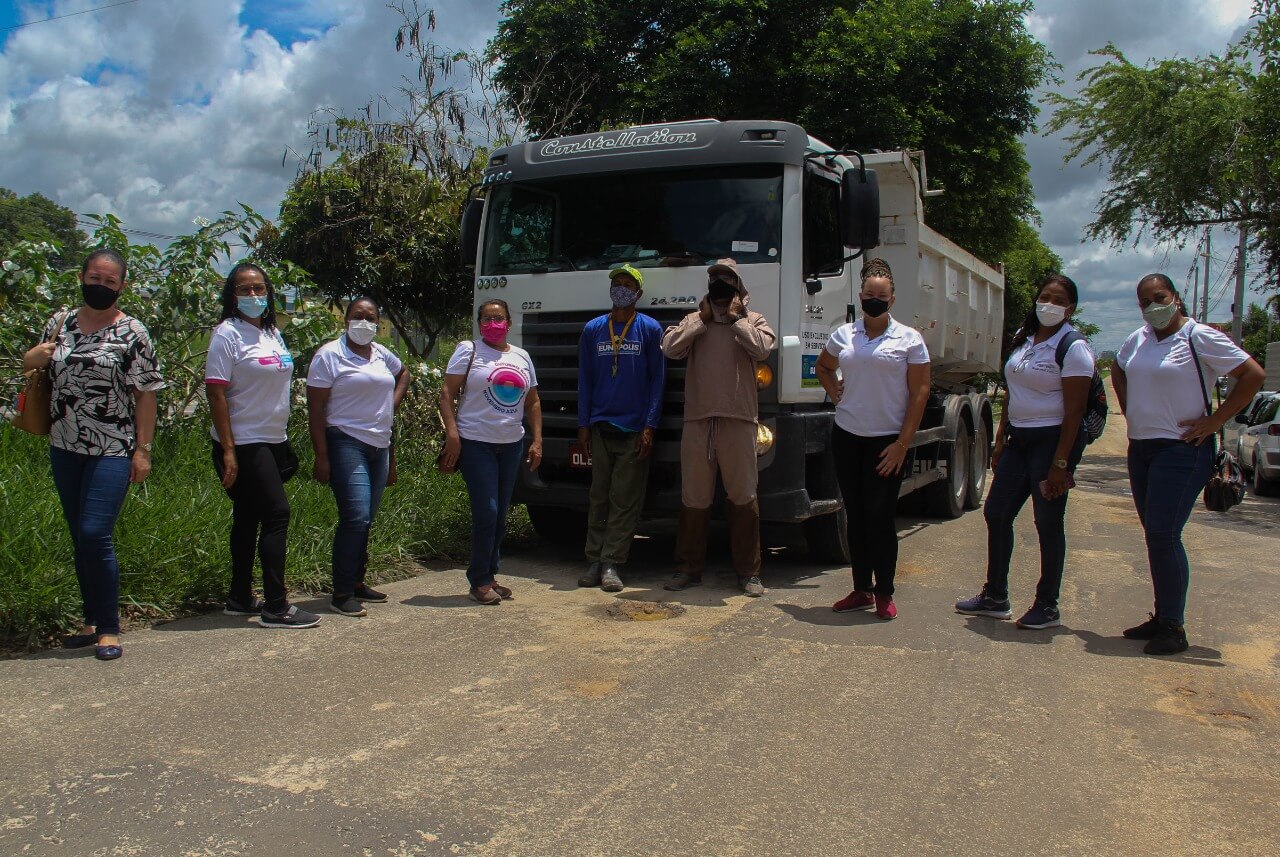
{"left": 525, "top": 504, "right": 588, "bottom": 545}
{"left": 925, "top": 420, "right": 969, "bottom": 519}
{"left": 803, "top": 508, "right": 850, "bottom": 564}
{"left": 965, "top": 418, "right": 989, "bottom": 510}
{"left": 1254, "top": 454, "right": 1277, "bottom": 497}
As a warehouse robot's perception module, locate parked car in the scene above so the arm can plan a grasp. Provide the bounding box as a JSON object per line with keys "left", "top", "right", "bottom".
{"left": 1228, "top": 392, "right": 1277, "bottom": 461}
{"left": 1234, "top": 392, "right": 1280, "bottom": 497}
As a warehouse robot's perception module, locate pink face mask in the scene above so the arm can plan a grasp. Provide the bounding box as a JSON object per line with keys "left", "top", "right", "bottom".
{"left": 480, "top": 319, "right": 509, "bottom": 344}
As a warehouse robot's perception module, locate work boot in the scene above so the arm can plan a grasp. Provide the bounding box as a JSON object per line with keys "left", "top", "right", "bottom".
{"left": 665, "top": 506, "right": 711, "bottom": 591}
{"left": 578, "top": 561, "right": 602, "bottom": 588}
{"left": 600, "top": 564, "right": 624, "bottom": 593}
{"left": 726, "top": 497, "right": 762, "bottom": 581}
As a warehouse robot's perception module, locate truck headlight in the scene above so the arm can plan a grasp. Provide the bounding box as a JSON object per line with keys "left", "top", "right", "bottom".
{"left": 755, "top": 363, "right": 773, "bottom": 390}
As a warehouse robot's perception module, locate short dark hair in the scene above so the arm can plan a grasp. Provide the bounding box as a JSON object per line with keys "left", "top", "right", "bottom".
{"left": 81, "top": 248, "right": 127, "bottom": 280}
{"left": 860, "top": 257, "right": 895, "bottom": 293}
{"left": 345, "top": 296, "right": 379, "bottom": 320}
{"left": 477, "top": 299, "right": 511, "bottom": 322}
{"left": 219, "top": 262, "right": 278, "bottom": 331}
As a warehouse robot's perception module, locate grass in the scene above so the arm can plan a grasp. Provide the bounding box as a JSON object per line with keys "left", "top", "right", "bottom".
{"left": 0, "top": 408, "right": 532, "bottom": 650}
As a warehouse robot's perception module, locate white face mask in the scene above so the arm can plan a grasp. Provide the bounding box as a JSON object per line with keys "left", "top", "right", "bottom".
{"left": 1035, "top": 301, "right": 1067, "bottom": 326}
{"left": 346, "top": 319, "right": 377, "bottom": 346}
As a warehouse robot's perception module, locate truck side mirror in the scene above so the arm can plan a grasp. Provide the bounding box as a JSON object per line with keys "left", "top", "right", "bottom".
{"left": 1235, "top": 413, "right": 1250, "bottom": 424}
{"left": 460, "top": 197, "right": 483, "bottom": 266}
{"left": 840, "top": 168, "right": 880, "bottom": 251}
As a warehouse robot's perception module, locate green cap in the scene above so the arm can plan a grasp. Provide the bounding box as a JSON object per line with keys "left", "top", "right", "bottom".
{"left": 608, "top": 264, "right": 644, "bottom": 288}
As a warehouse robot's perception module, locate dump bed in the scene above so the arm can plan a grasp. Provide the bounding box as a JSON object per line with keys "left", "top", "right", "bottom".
{"left": 862, "top": 151, "right": 1005, "bottom": 384}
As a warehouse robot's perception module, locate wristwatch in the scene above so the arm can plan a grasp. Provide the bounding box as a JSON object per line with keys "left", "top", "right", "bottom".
{"left": 1052, "top": 458, "right": 1068, "bottom": 469}
{"left": 139, "top": 441, "right": 153, "bottom": 454}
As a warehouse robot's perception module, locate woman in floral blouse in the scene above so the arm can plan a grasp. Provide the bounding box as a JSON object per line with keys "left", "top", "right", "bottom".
{"left": 22, "top": 248, "right": 164, "bottom": 661}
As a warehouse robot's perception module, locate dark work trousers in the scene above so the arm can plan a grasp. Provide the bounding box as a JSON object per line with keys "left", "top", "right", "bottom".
{"left": 983, "top": 424, "right": 1086, "bottom": 607}
{"left": 832, "top": 426, "right": 908, "bottom": 597}
{"left": 1126, "top": 438, "right": 1215, "bottom": 627}
{"left": 212, "top": 440, "right": 292, "bottom": 612}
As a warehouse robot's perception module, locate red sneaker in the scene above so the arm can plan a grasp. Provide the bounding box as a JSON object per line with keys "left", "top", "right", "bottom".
{"left": 833, "top": 591, "right": 876, "bottom": 613}
{"left": 874, "top": 595, "right": 897, "bottom": 621}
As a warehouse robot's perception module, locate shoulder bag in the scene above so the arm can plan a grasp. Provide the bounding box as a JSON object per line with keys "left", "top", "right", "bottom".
{"left": 11, "top": 311, "right": 69, "bottom": 436}
{"left": 1188, "top": 325, "right": 1246, "bottom": 513}
{"left": 436, "top": 341, "right": 476, "bottom": 474}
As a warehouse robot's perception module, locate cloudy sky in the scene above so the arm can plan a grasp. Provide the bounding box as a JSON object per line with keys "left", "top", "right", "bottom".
{"left": 0, "top": 0, "right": 1269, "bottom": 350}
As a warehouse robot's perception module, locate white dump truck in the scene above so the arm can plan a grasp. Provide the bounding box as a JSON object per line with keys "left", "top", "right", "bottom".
{"left": 459, "top": 119, "right": 1004, "bottom": 560}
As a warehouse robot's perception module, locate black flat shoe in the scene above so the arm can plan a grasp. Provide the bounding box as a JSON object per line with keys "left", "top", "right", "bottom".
{"left": 63, "top": 633, "right": 98, "bottom": 649}
{"left": 94, "top": 644, "right": 123, "bottom": 661}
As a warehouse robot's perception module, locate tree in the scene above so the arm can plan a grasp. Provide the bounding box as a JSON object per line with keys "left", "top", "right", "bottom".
{"left": 0, "top": 188, "right": 87, "bottom": 270}
{"left": 272, "top": 137, "right": 476, "bottom": 358}
{"left": 488, "top": 0, "right": 1051, "bottom": 262}
{"left": 1241, "top": 300, "right": 1279, "bottom": 363}
{"left": 1044, "top": 1, "right": 1280, "bottom": 283}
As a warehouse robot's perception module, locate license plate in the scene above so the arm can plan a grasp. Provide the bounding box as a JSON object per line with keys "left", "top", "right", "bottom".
{"left": 568, "top": 442, "right": 592, "bottom": 469}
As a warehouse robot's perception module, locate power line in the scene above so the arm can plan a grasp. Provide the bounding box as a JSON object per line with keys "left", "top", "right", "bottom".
{"left": 1, "top": 0, "right": 142, "bottom": 32}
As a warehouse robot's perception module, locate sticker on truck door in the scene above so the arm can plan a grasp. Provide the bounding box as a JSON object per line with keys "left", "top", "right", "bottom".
{"left": 800, "top": 322, "right": 830, "bottom": 388}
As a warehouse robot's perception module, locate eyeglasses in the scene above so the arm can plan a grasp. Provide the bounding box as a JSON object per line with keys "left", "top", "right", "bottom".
{"left": 234, "top": 285, "right": 268, "bottom": 296}
{"left": 480, "top": 315, "right": 508, "bottom": 323}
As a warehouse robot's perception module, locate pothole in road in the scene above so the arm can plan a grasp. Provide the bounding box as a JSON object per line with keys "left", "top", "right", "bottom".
{"left": 605, "top": 600, "right": 686, "bottom": 621}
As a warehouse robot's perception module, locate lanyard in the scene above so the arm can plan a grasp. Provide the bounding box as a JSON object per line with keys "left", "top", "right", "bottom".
{"left": 608, "top": 313, "right": 636, "bottom": 377}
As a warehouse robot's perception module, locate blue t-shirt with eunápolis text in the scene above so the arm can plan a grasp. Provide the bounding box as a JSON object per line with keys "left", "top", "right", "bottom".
{"left": 577, "top": 311, "right": 665, "bottom": 433}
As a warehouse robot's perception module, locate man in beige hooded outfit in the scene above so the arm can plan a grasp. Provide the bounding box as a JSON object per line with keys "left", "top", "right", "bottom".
{"left": 661, "top": 259, "right": 776, "bottom": 596}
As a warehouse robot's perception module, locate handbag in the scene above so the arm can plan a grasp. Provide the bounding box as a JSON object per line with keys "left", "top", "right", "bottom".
{"left": 436, "top": 341, "right": 476, "bottom": 474}
{"left": 1188, "top": 325, "right": 1246, "bottom": 512}
{"left": 11, "top": 311, "right": 68, "bottom": 436}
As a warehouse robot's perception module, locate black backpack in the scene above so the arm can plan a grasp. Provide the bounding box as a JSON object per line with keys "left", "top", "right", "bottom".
{"left": 1055, "top": 330, "right": 1108, "bottom": 444}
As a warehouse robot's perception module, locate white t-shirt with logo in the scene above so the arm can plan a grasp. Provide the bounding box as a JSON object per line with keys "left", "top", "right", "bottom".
{"left": 1005, "top": 323, "right": 1096, "bottom": 428}
{"left": 307, "top": 335, "right": 404, "bottom": 448}
{"left": 1116, "top": 321, "right": 1249, "bottom": 440}
{"left": 824, "top": 317, "right": 930, "bottom": 437}
{"left": 446, "top": 340, "right": 538, "bottom": 444}
{"left": 205, "top": 318, "right": 294, "bottom": 444}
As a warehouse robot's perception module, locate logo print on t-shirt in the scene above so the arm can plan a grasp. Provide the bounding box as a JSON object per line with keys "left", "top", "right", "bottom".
{"left": 487, "top": 365, "right": 528, "bottom": 408}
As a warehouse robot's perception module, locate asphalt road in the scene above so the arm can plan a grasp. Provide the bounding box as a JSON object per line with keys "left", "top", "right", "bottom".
{"left": 2, "top": 405, "right": 1278, "bottom": 856}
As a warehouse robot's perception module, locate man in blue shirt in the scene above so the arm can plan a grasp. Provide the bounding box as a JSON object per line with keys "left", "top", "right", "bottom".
{"left": 576, "top": 264, "right": 666, "bottom": 591}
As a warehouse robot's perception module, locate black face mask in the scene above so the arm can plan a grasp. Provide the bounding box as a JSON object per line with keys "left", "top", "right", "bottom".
{"left": 860, "top": 296, "right": 890, "bottom": 319}
{"left": 708, "top": 281, "right": 737, "bottom": 303}
{"left": 81, "top": 282, "right": 120, "bottom": 311}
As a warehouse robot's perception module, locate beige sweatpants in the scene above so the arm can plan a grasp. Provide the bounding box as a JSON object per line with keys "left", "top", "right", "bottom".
{"left": 679, "top": 418, "right": 758, "bottom": 508}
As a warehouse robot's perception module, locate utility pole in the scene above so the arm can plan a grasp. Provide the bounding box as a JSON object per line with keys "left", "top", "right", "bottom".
{"left": 1202, "top": 228, "right": 1211, "bottom": 321}
{"left": 1231, "top": 226, "right": 1247, "bottom": 344}
{"left": 1191, "top": 261, "right": 1199, "bottom": 318}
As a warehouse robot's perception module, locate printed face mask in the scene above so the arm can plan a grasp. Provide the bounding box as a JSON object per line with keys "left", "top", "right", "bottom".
{"left": 1142, "top": 300, "right": 1178, "bottom": 329}
{"left": 480, "top": 319, "right": 509, "bottom": 343}
{"left": 1035, "top": 301, "right": 1067, "bottom": 326}
{"left": 347, "top": 319, "right": 377, "bottom": 346}
{"left": 860, "top": 296, "right": 890, "bottom": 318}
{"left": 81, "top": 282, "right": 120, "bottom": 310}
{"left": 610, "top": 284, "right": 640, "bottom": 308}
{"left": 238, "top": 296, "right": 268, "bottom": 319}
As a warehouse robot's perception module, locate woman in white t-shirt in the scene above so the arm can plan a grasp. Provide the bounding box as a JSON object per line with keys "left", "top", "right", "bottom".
{"left": 306, "top": 298, "right": 410, "bottom": 618}
{"left": 438, "top": 299, "right": 543, "bottom": 605}
{"left": 815, "top": 258, "right": 930, "bottom": 621}
{"left": 205, "top": 263, "right": 319, "bottom": 630}
{"left": 956, "top": 274, "right": 1095, "bottom": 631}
{"left": 1113, "top": 273, "right": 1264, "bottom": 655}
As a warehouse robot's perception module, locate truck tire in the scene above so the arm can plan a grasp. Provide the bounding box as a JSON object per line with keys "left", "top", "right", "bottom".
{"left": 804, "top": 508, "right": 850, "bottom": 564}
{"left": 965, "top": 416, "right": 990, "bottom": 510}
{"left": 925, "top": 419, "right": 969, "bottom": 519}
{"left": 525, "top": 504, "right": 588, "bottom": 545}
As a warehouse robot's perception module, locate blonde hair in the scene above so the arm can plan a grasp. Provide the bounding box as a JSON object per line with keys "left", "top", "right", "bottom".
{"left": 861, "top": 257, "right": 894, "bottom": 292}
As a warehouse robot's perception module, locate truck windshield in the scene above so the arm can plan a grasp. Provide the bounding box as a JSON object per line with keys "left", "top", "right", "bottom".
{"left": 479, "top": 164, "right": 783, "bottom": 275}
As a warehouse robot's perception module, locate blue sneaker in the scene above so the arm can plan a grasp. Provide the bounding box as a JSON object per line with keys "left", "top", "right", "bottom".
{"left": 954, "top": 590, "right": 1012, "bottom": 619}
{"left": 1015, "top": 602, "right": 1061, "bottom": 629}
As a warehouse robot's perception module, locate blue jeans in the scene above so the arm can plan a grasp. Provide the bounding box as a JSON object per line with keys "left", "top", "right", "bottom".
{"left": 49, "top": 447, "right": 132, "bottom": 636}
{"left": 983, "top": 424, "right": 1086, "bottom": 607}
{"left": 327, "top": 427, "right": 389, "bottom": 597}
{"left": 1127, "top": 438, "right": 1215, "bottom": 626}
{"left": 458, "top": 438, "right": 523, "bottom": 589}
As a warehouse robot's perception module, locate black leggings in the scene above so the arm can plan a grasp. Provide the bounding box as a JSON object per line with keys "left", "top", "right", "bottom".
{"left": 832, "top": 427, "right": 908, "bottom": 596}
{"left": 212, "top": 441, "right": 292, "bottom": 612}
